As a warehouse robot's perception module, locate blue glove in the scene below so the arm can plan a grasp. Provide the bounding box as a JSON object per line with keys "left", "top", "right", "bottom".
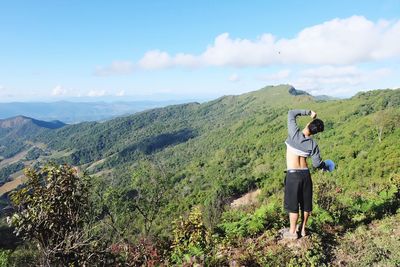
{"left": 324, "top": 159, "right": 335, "bottom": 172}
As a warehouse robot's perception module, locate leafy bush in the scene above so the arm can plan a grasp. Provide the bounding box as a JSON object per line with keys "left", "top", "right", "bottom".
{"left": 170, "top": 206, "right": 211, "bottom": 264}
{"left": 0, "top": 250, "right": 10, "bottom": 267}
{"left": 218, "top": 202, "right": 284, "bottom": 240}
{"left": 110, "top": 237, "right": 163, "bottom": 266}
{"left": 313, "top": 177, "right": 349, "bottom": 226}
{"left": 8, "top": 164, "right": 112, "bottom": 266}
{"left": 7, "top": 246, "right": 38, "bottom": 267}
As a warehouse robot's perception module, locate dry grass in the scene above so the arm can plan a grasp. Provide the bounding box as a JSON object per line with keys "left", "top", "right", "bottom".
{"left": 230, "top": 189, "right": 261, "bottom": 209}
{"left": 0, "top": 174, "right": 27, "bottom": 197}
{"left": 0, "top": 150, "right": 28, "bottom": 169}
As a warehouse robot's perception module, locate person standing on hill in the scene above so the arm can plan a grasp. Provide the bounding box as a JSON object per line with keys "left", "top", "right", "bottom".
{"left": 283, "top": 109, "right": 328, "bottom": 240}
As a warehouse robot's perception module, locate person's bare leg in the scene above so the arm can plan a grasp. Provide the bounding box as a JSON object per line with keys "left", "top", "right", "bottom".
{"left": 289, "top": 212, "right": 298, "bottom": 234}
{"left": 301, "top": 211, "right": 310, "bottom": 236}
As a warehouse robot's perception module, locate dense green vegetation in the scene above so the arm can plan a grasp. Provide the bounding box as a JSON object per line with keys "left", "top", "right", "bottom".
{"left": 0, "top": 116, "right": 65, "bottom": 159}
{"left": 0, "top": 162, "right": 24, "bottom": 184}
{"left": 24, "top": 147, "right": 46, "bottom": 161}
{"left": 0, "top": 84, "right": 399, "bottom": 265}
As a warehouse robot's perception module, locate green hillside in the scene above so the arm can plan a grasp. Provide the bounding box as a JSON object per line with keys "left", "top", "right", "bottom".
{"left": 33, "top": 84, "right": 400, "bottom": 212}
{"left": 1, "top": 84, "right": 400, "bottom": 265}
{"left": 0, "top": 116, "right": 64, "bottom": 159}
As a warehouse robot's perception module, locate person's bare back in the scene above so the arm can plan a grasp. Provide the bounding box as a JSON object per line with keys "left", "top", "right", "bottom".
{"left": 286, "top": 150, "right": 308, "bottom": 169}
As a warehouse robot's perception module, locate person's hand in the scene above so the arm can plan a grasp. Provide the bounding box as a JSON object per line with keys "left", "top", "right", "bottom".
{"left": 310, "top": 110, "right": 317, "bottom": 119}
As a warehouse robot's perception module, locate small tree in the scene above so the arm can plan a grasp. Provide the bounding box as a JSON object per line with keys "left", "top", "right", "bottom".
{"left": 170, "top": 206, "right": 211, "bottom": 264}
{"left": 129, "top": 161, "right": 171, "bottom": 235}
{"left": 372, "top": 109, "right": 400, "bottom": 142}
{"left": 101, "top": 160, "right": 172, "bottom": 240}
{"left": 8, "top": 164, "right": 110, "bottom": 266}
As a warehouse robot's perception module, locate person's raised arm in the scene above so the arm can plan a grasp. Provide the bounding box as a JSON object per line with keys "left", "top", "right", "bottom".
{"left": 311, "top": 144, "right": 328, "bottom": 171}
{"left": 287, "top": 109, "right": 313, "bottom": 137}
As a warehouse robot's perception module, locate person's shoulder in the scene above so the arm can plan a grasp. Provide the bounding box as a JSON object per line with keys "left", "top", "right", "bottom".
{"left": 310, "top": 138, "right": 319, "bottom": 149}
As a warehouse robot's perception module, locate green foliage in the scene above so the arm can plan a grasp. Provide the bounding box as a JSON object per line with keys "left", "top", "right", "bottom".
{"left": 109, "top": 238, "right": 163, "bottom": 266}
{"left": 0, "top": 162, "right": 24, "bottom": 184}
{"left": 24, "top": 147, "right": 46, "bottom": 161}
{"left": 6, "top": 245, "right": 38, "bottom": 267}
{"left": 0, "top": 116, "right": 63, "bottom": 159}
{"left": 202, "top": 187, "right": 229, "bottom": 230}
{"left": 170, "top": 206, "right": 211, "bottom": 264}
{"left": 334, "top": 212, "right": 400, "bottom": 266}
{"left": 99, "top": 160, "right": 173, "bottom": 240}
{"left": 313, "top": 176, "right": 348, "bottom": 225}
{"left": 218, "top": 202, "right": 284, "bottom": 240}
{"left": 8, "top": 164, "right": 112, "bottom": 266}
{"left": 129, "top": 161, "right": 173, "bottom": 235}
{"left": 211, "top": 229, "right": 327, "bottom": 266}
{"left": 0, "top": 250, "right": 10, "bottom": 267}
{"left": 0, "top": 139, "right": 26, "bottom": 159}
{"left": 286, "top": 235, "right": 328, "bottom": 267}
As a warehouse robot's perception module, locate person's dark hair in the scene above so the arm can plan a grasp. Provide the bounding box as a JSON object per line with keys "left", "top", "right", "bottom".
{"left": 308, "top": 119, "right": 324, "bottom": 135}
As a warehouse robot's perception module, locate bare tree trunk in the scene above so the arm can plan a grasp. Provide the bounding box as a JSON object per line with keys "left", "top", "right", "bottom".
{"left": 377, "top": 126, "right": 383, "bottom": 142}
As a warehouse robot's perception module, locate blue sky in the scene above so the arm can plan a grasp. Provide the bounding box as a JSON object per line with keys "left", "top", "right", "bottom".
{"left": 1, "top": 0, "right": 400, "bottom": 102}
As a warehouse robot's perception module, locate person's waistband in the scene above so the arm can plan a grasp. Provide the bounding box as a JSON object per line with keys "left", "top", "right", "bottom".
{"left": 285, "top": 168, "right": 310, "bottom": 173}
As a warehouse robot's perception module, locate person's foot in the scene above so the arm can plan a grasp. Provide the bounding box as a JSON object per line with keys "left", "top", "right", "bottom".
{"left": 282, "top": 230, "right": 298, "bottom": 240}
{"left": 296, "top": 224, "right": 307, "bottom": 237}
{"left": 300, "top": 229, "right": 307, "bottom": 237}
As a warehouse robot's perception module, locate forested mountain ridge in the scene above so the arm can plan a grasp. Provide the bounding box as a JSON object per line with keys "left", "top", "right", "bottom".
{"left": 0, "top": 116, "right": 65, "bottom": 161}
{"left": 32, "top": 85, "right": 311, "bottom": 167}
{"left": 1, "top": 84, "right": 400, "bottom": 265}
{"left": 0, "top": 115, "right": 65, "bottom": 132}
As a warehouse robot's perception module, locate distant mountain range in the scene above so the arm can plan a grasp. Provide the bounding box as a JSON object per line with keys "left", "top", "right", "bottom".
{"left": 0, "top": 100, "right": 193, "bottom": 123}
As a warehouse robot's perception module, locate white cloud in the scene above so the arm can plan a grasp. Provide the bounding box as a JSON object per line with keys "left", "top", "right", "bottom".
{"left": 292, "top": 65, "right": 392, "bottom": 96}
{"left": 228, "top": 73, "right": 240, "bottom": 82}
{"left": 93, "top": 14, "right": 400, "bottom": 98}
{"left": 137, "top": 50, "right": 200, "bottom": 69}
{"left": 129, "top": 16, "right": 400, "bottom": 70}
{"left": 95, "top": 60, "right": 134, "bottom": 76}
{"left": 51, "top": 85, "right": 68, "bottom": 96}
{"left": 138, "top": 50, "right": 173, "bottom": 69}
{"left": 87, "top": 89, "right": 106, "bottom": 97}
{"left": 116, "top": 90, "right": 125, "bottom": 97}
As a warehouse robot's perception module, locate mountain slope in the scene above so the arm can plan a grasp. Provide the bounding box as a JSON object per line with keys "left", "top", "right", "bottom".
{"left": 0, "top": 116, "right": 65, "bottom": 159}
{"left": 2, "top": 85, "right": 400, "bottom": 193}
{"left": 9, "top": 84, "right": 396, "bottom": 216}
{"left": 0, "top": 115, "right": 65, "bottom": 135}
{"left": 1, "top": 84, "right": 400, "bottom": 265}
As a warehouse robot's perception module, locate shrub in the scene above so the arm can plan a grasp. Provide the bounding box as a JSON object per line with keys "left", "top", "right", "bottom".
{"left": 218, "top": 202, "right": 284, "bottom": 240}
{"left": 313, "top": 177, "right": 349, "bottom": 226}
{"left": 170, "top": 206, "right": 211, "bottom": 264}
{"left": 7, "top": 246, "right": 38, "bottom": 267}
{"left": 0, "top": 250, "right": 10, "bottom": 267}
{"left": 110, "top": 237, "right": 163, "bottom": 266}
{"left": 8, "top": 164, "right": 112, "bottom": 266}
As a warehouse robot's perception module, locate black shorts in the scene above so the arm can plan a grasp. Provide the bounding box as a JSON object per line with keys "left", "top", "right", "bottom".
{"left": 284, "top": 169, "right": 313, "bottom": 213}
